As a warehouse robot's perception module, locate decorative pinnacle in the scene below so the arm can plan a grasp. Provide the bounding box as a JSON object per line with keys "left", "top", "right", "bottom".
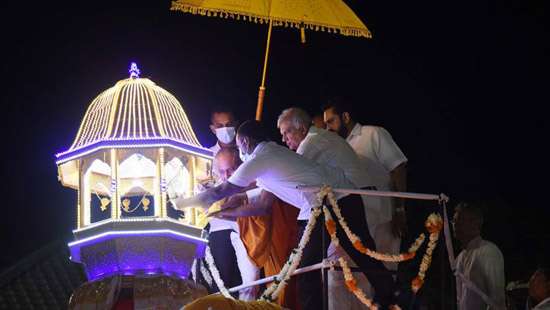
{"left": 129, "top": 62, "right": 140, "bottom": 79}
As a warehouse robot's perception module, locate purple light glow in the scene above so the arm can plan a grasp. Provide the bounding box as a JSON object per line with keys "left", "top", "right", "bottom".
{"left": 129, "top": 62, "right": 141, "bottom": 78}
{"left": 56, "top": 138, "right": 213, "bottom": 164}
{"left": 69, "top": 230, "right": 207, "bottom": 281}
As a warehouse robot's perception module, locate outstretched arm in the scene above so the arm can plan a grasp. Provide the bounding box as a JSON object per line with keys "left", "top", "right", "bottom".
{"left": 171, "top": 181, "right": 245, "bottom": 210}
{"left": 214, "top": 189, "right": 276, "bottom": 218}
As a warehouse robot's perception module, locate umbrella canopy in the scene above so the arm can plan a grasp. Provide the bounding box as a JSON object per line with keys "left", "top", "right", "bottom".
{"left": 171, "top": 0, "right": 371, "bottom": 38}
{"left": 171, "top": 0, "right": 371, "bottom": 120}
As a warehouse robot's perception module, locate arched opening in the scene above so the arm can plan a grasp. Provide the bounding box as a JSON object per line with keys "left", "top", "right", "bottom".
{"left": 164, "top": 157, "right": 191, "bottom": 221}
{"left": 118, "top": 153, "right": 156, "bottom": 218}
{"left": 84, "top": 159, "right": 112, "bottom": 224}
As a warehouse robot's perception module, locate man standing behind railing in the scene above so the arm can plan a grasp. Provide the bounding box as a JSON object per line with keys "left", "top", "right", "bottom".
{"left": 453, "top": 202, "right": 505, "bottom": 310}
{"left": 322, "top": 100, "right": 408, "bottom": 271}
{"left": 171, "top": 120, "right": 395, "bottom": 309}
{"left": 277, "top": 108, "right": 396, "bottom": 309}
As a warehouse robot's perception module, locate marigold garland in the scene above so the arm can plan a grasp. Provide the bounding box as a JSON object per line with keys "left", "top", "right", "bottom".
{"left": 338, "top": 256, "right": 379, "bottom": 310}
{"left": 322, "top": 205, "right": 378, "bottom": 309}
{"left": 411, "top": 213, "right": 443, "bottom": 293}
{"left": 318, "top": 186, "right": 444, "bottom": 305}
{"left": 252, "top": 186, "right": 443, "bottom": 306}
{"left": 318, "top": 186, "right": 426, "bottom": 263}
{"left": 259, "top": 207, "right": 322, "bottom": 302}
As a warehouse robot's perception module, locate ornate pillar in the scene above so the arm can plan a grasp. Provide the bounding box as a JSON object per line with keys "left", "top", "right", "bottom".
{"left": 76, "top": 159, "right": 82, "bottom": 229}
{"left": 155, "top": 148, "right": 166, "bottom": 218}
{"left": 110, "top": 149, "right": 120, "bottom": 219}
{"left": 80, "top": 159, "right": 91, "bottom": 226}
{"left": 187, "top": 156, "right": 197, "bottom": 225}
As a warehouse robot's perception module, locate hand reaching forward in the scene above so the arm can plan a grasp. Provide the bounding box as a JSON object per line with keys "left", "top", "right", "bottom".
{"left": 220, "top": 193, "right": 247, "bottom": 211}
{"left": 170, "top": 195, "right": 208, "bottom": 211}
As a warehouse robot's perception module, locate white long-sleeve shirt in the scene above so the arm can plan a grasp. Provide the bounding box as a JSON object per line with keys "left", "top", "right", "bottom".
{"left": 456, "top": 236, "right": 506, "bottom": 310}
{"left": 296, "top": 126, "right": 373, "bottom": 189}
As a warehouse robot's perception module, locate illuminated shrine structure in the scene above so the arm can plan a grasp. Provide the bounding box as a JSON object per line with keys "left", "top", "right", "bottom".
{"left": 56, "top": 64, "right": 213, "bottom": 308}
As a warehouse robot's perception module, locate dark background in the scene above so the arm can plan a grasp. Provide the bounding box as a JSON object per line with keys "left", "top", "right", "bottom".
{"left": 0, "top": 0, "right": 548, "bottom": 284}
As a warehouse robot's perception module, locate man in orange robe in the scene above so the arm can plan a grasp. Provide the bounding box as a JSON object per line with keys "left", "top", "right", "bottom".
{"left": 212, "top": 148, "right": 300, "bottom": 309}
{"left": 237, "top": 201, "right": 299, "bottom": 308}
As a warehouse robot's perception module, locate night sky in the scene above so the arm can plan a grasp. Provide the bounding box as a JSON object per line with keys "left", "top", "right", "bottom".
{"left": 1, "top": 0, "right": 548, "bottom": 280}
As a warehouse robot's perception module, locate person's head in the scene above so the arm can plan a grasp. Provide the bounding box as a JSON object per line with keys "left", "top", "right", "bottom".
{"left": 236, "top": 120, "right": 269, "bottom": 159}
{"left": 311, "top": 114, "right": 326, "bottom": 129}
{"left": 322, "top": 98, "right": 354, "bottom": 138}
{"left": 214, "top": 147, "right": 242, "bottom": 182}
{"left": 452, "top": 202, "right": 484, "bottom": 247}
{"left": 277, "top": 107, "right": 311, "bottom": 151}
{"left": 209, "top": 106, "right": 238, "bottom": 145}
{"left": 529, "top": 268, "right": 550, "bottom": 305}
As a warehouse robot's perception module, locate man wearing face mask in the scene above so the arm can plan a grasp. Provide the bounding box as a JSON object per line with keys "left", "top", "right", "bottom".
{"left": 196, "top": 108, "right": 259, "bottom": 300}
{"left": 172, "top": 120, "right": 396, "bottom": 309}
{"left": 209, "top": 106, "right": 238, "bottom": 155}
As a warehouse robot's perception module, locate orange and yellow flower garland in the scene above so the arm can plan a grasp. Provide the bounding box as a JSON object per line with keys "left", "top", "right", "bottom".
{"left": 338, "top": 256, "right": 379, "bottom": 310}
{"left": 411, "top": 213, "right": 443, "bottom": 293}
{"left": 318, "top": 186, "right": 444, "bottom": 304}
{"left": 319, "top": 186, "right": 426, "bottom": 262}
{"left": 256, "top": 186, "right": 443, "bottom": 306}
{"left": 259, "top": 206, "right": 323, "bottom": 302}
{"left": 322, "top": 205, "right": 378, "bottom": 309}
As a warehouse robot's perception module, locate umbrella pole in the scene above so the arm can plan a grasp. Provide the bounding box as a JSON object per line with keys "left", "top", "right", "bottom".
{"left": 255, "top": 19, "right": 273, "bottom": 121}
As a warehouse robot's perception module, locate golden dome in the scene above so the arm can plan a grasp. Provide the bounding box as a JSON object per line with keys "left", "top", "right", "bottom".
{"left": 56, "top": 68, "right": 210, "bottom": 163}
{"left": 71, "top": 77, "right": 200, "bottom": 149}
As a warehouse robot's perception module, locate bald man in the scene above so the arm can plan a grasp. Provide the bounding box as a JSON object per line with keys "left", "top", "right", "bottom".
{"left": 209, "top": 148, "right": 259, "bottom": 301}
{"left": 212, "top": 148, "right": 300, "bottom": 308}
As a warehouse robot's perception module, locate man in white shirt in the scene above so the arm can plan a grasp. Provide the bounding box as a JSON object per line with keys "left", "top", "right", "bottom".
{"left": 209, "top": 106, "right": 238, "bottom": 155}
{"left": 527, "top": 268, "right": 550, "bottom": 310}
{"left": 278, "top": 107, "right": 373, "bottom": 190}
{"left": 323, "top": 101, "right": 408, "bottom": 271}
{"left": 453, "top": 202, "right": 506, "bottom": 310}
{"left": 277, "top": 107, "right": 395, "bottom": 309}
{"left": 173, "top": 120, "right": 395, "bottom": 309}
{"left": 192, "top": 109, "right": 258, "bottom": 300}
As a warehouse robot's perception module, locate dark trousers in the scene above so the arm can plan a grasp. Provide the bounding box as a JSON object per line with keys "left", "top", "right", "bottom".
{"left": 209, "top": 229, "right": 242, "bottom": 298}
{"left": 297, "top": 194, "right": 395, "bottom": 309}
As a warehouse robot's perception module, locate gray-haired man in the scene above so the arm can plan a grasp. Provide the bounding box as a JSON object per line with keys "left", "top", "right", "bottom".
{"left": 277, "top": 107, "right": 396, "bottom": 309}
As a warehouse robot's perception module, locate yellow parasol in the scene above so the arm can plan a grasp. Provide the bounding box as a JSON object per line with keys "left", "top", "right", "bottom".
{"left": 171, "top": 0, "right": 371, "bottom": 120}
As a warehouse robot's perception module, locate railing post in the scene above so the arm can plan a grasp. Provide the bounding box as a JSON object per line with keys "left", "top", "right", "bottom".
{"left": 321, "top": 198, "right": 329, "bottom": 310}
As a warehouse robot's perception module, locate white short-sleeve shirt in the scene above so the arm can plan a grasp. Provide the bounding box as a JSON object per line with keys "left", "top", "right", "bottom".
{"left": 296, "top": 126, "right": 373, "bottom": 189}
{"left": 347, "top": 124, "right": 408, "bottom": 224}
{"left": 229, "top": 141, "right": 352, "bottom": 220}
{"left": 456, "top": 237, "right": 506, "bottom": 310}
{"left": 347, "top": 124, "right": 407, "bottom": 190}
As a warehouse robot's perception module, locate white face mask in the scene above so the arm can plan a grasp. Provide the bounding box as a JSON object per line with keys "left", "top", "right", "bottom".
{"left": 239, "top": 147, "right": 250, "bottom": 162}
{"left": 215, "top": 127, "right": 236, "bottom": 144}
